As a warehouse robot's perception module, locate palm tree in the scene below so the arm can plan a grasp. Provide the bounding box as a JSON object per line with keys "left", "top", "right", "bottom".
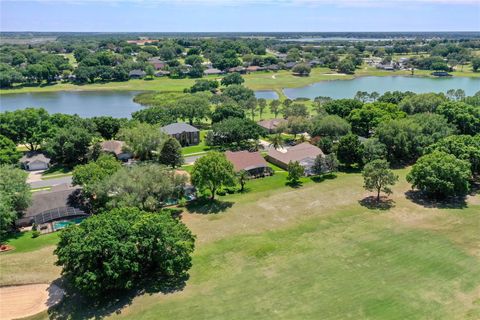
{"left": 269, "top": 134, "right": 285, "bottom": 150}
{"left": 236, "top": 170, "right": 251, "bottom": 192}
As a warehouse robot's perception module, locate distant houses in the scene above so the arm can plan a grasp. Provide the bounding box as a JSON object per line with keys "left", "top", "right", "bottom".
{"left": 161, "top": 123, "right": 200, "bottom": 146}
{"left": 204, "top": 68, "right": 223, "bottom": 76}
{"left": 100, "top": 140, "right": 133, "bottom": 162}
{"left": 257, "top": 119, "right": 287, "bottom": 133}
{"left": 266, "top": 142, "right": 324, "bottom": 176}
{"left": 129, "top": 69, "right": 146, "bottom": 79}
{"left": 225, "top": 150, "right": 272, "bottom": 178}
{"left": 20, "top": 152, "right": 51, "bottom": 171}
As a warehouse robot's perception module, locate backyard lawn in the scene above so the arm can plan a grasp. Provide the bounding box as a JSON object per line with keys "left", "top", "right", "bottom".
{"left": 3, "top": 169, "right": 479, "bottom": 319}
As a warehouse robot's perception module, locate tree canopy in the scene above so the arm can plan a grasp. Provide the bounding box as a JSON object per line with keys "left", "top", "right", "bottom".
{"left": 191, "top": 152, "right": 236, "bottom": 199}
{"left": 362, "top": 160, "right": 398, "bottom": 201}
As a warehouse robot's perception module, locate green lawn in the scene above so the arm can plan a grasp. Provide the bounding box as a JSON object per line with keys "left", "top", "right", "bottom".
{"left": 2, "top": 231, "right": 59, "bottom": 254}
{"left": 182, "top": 130, "right": 212, "bottom": 156}
{"left": 3, "top": 170, "right": 480, "bottom": 319}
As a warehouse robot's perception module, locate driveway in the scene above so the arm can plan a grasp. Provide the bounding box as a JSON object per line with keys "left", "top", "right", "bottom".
{"left": 29, "top": 176, "right": 72, "bottom": 189}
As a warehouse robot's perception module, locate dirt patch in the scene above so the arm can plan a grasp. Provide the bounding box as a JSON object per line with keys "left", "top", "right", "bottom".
{"left": 0, "top": 283, "right": 64, "bottom": 320}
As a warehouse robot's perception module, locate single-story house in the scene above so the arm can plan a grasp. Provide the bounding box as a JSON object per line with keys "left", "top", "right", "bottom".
{"left": 161, "top": 123, "right": 200, "bottom": 146}
{"left": 151, "top": 62, "right": 166, "bottom": 70}
{"left": 266, "top": 142, "right": 324, "bottom": 176}
{"left": 284, "top": 62, "right": 297, "bottom": 69}
{"left": 129, "top": 69, "right": 146, "bottom": 79}
{"left": 257, "top": 119, "right": 287, "bottom": 133}
{"left": 228, "top": 66, "right": 246, "bottom": 74}
{"left": 225, "top": 150, "right": 272, "bottom": 178}
{"left": 267, "top": 65, "right": 280, "bottom": 71}
{"left": 20, "top": 152, "right": 51, "bottom": 171}
{"left": 204, "top": 68, "right": 224, "bottom": 76}
{"left": 16, "top": 184, "right": 88, "bottom": 232}
{"left": 246, "top": 66, "right": 265, "bottom": 73}
{"left": 155, "top": 70, "right": 171, "bottom": 77}
{"left": 100, "top": 140, "right": 133, "bottom": 161}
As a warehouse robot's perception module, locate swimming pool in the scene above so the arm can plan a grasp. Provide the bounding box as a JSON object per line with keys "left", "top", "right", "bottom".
{"left": 53, "top": 217, "right": 86, "bottom": 231}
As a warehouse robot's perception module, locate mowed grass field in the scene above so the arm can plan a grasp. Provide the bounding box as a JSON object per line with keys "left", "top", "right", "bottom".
{"left": 3, "top": 169, "right": 480, "bottom": 319}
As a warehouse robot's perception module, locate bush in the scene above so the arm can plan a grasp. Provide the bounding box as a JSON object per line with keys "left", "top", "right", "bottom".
{"left": 31, "top": 230, "right": 41, "bottom": 238}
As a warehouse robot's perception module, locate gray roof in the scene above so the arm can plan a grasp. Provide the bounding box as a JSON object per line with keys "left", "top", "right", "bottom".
{"left": 129, "top": 69, "right": 146, "bottom": 76}
{"left": 161, "top": 123, "right": 200, "bottom": 135}
{"left": 24, "top": 185, "right": 84, "bottom": 218}
{"left": 20, "top": 152, "right": 51, "bottom": 165}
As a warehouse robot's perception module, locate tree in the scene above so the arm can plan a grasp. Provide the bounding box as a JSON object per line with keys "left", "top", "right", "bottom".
{"left": 222, "top": 85, "right": 255, "bottom": 105}
{"left": 312, "top": 154, "right": 338, "bottom": 175}
{"left": 176, "top": 94, "right": 211, "bottom": 125}
{"left": 362, "top": 138, "right": 387, "bottom": 164}
{"left": 91, "top": 116, "right": 126, "bottom": 140}
{"left": 211, "top": 117, "right": 264, "bottom": 147}
{"left": 324, "top": 99, "right": 363, "bottom": 118}
{"left": 145, "top": 65, "right": 155, "bottom": 79}
{"left": 269, "top": 100, "right": 281, "bottom": 118}
{"left": 0, "top": 135, "right": 21, "bottom": 165}
{"left": 292, "top": 63, "right": 311, "bottom": 76}
{"left": 398, "top": 93, "right": 446, "bottom": 114}
{"left": 0, "top": 166, "right": 30, "bottom": 237}
{"left": 158, "top": 137, "right": 184, "bottom": 168}
{"left": 221, "top": 73, "right": 244, "bottom": 86}
{"left": 336, "top": 134, "right": 363, "bottom": 167}
{"left": 337, "top": 59, "right": 356, "bottom": 74}
{"left": 44, "top": 126, "right": 94, "bottom": 166}
{"left": 54, "top": 207, "right": 195, "bottom": 297}
{"left": 188, "top": 80, "right": 218, "bottom": 93}
{"left": 0, "top": 108, "right": 52, "bottom": 151}
{"left": 436, "top": 101, "right": 480, "bottom": 135}
{"left": 287, "top": 116, "right": 310, "bottom": 138}
{"left": 211, "top": 103, "right": 245, "bottom": 123}
{"left": 283, "top": 103, "right": 309, "bottom": 118}
{"left": 311, "top": 115, "right": 351, "bottom": 139}
{"left": 362, "top": 160, "right": 398, "bottom": 202}
{"left": 472, "top": 57, "right": 480, "bottom": 72}
{"left": 118, "top": 123, "right": 168, "bottom": 161}
{"left": 269, "top": 134, "right": 285, "bottom": 150}
{"left": 131, "top": 106, "right": 176, "bottom": 126}
{"left": 191, "top": 152, "right": 236, "bottom": 200}
{"left": 348, "top": 102, "right": 406, "bottom": 137}
{"left": 236, "top": 170, "right": 251, "bottom": 192}
{"left": 407, "top": 151, "right": 471, "bottom": 199}
{"left": 95, "top": 164, "right": 187, "bottom": 212}
{"left": 257, "top": 98, "right": 267, "bottom": 119}
{"left": 287, "top": 161, "right": 304, "bottom": 185}
{"left": 427, "top": 134, "right": 480, "bottom": 176}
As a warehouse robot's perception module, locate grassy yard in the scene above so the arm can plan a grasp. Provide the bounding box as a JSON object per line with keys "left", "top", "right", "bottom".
{"left": 182, "top": 130, "right": 212, "bottom": 155}
{"left": 4, "top": 169, "right": 480, "bottom": 319}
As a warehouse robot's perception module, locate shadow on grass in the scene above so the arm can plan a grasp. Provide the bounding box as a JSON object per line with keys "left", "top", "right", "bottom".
{"left": 48, "top": 274, "right": 188, "bottom": 320}
{"left": 359, "top": 196, "right": 395, "bottom": 211}
{"left": 405, "top": 190, "right": 468, "bottom": 209}
{"left": 186, "top": 198, "right": 234, "bottom": 214}
{"left": 285, "top": 181, "right": 303, "bottom": 188}
{"left": 43, "top": 165, "right": 73, "bottom": 175}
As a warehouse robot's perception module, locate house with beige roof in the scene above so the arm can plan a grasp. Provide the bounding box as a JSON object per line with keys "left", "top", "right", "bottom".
{"left": 266, "top": 142, "right": 324, "bottom": 176}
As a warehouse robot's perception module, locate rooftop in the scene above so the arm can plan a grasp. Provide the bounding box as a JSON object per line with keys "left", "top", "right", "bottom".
{"left": 20, "top": 152, "right": 51, "bottom": 165}
{"left": 267, "top": 142, "right": 324, "bottom": 165}
{"left": 225, "top": 150, "right": 269, "bottom": 172}
{"left": 161, "top": 123, "right": 200, "bottom": 135}
{"left": 100, "top": 140, "right": 126, "bottom": 155}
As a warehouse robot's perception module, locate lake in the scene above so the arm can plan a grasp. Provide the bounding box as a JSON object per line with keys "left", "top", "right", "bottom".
{"left": 254, "top": 90, "right": 279, "bottom": 99}
{"left": 0, "top": 91, "right": 142, "bottom": 118}
{"left": 284, "top": 76, "right": 480, "bottom": 100}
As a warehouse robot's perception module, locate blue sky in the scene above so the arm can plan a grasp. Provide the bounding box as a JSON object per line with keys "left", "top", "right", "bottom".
{"left": 1, "top": 0, "right": 479, "bottom": 32}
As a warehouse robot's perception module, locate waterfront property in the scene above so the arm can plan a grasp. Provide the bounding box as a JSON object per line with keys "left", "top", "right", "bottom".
{"left": 20, "top": 152, "right": 51, "bottom": 171}
{"left": 100, "top": 140, "right": 133, "bottom": 161}
{"left": 266, "top": 142, "right": 324, "bottom": 175}
{"left": 161, "top": 123, "right": 200, "bottom": 146}
{"left": 225, "top": 150, "right": 272, "bottom": 178}
{"left": 129, "top": 69, "right": 146, "bottom": 79}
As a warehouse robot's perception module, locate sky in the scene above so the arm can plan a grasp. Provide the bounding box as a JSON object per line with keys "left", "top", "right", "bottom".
{"left": 1, "top": 0, "right": 479, "bottom": 32}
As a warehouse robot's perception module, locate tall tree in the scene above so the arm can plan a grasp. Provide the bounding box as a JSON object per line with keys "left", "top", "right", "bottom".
{"left": 269, "top": 100, "right": 281, "bottom": 118}
{"left": 158, "top": 137, "right": 184, "bottom": 168}
{"left": 362, "top": 160, "right": 398, "bottom": 202}
{"left": 0, "top": 134, "right": 21, "bottom": 165}
{"left": 118, "top": 123, "right": 168, "bottom": 161}
{"left": 176, "top": 94, "right": 211, "bottom": 125}
{"left": 43, "top": 126, "right": 94, "bottom": 166}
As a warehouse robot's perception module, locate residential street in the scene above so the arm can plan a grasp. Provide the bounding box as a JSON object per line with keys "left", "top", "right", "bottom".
{"left": 29, "top": 176, "right": 72, "bottom": 189}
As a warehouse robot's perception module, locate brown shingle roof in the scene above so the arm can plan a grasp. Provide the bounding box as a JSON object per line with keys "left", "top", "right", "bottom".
{"left": 257, "top": 119, "right": 287, "bottom": 131}
{"left": 225, "top": 151, "right": 269, "bottom": 172}
{"left": 100, "top": 140, "right": 125, "bottom": 155}
{"left": 267, "top": 143, "right": 324, "bottom": 167}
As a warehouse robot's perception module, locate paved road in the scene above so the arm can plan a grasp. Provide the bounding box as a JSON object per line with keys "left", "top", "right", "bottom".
{"left": 29, "top": 176, "right": 72, "bottom": 189}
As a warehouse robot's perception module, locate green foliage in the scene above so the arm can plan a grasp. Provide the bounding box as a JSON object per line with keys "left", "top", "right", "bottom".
{"left": 43, "top": 126, "right": 94, "bottom": 166}
{"left": 94, "top": 164, "right": 187, "bottom": 212}
{"left": 337, "top": 58, "right": 356, "bottom": 74}
{"left": 427, "top": 134, "right": 480, "bottom": 175}
{"left": 211, "top": 103, "right": 245, "bottom": 123}
{"left": 91, "top": 116, "right": 126, "bottom": 140}
{"left": 221, "top": 73, "right": 244, "bottom": 86}
{"left": 118, "top": 123, "right": 167, "bottom": 160}
{"left": 131, "top": 106, "right": 177, "bottom": 126}
{"left": 336, "top": 134, "right": 364, "bottom": 167}
{"left": 292, "top": 63, "right": 311, "bottom": 76}
{"left": 269, "top": 100, "right": 282, "bottom": 118}
{"left": 175, "top": 93, "right": 211, "bottom": 125}
{"left": 310, "top": 115, "right": 351, "bottom": 139}
{"left": 407, "top": 151, "right": 471, "bottom": 199}
{"left": 399, "top": 93, "right": 447, "bottom": 114}
{"left": 211, "top": 117, "right": 264, "bottom": 148}
{"left": 0, "top": 166, "right": 30, "bottom": 237}
{"left": 348, "top": 102, "right": 406, "bottom": 137}
{"left": 0, "top": 108, "right": 52, "bottom": 151}
{"left": 188, "top": 80, "right": 219, "bottom": 93}
{"left": 312, "top": 154, "right": 339, "bottom": 175}
{"left": 362, "top": 160, "right": 398, "bottom": 201}
{"left": 54, "top": 207, "right": 195, "bottom": 297}
{"left": 324, "top": 99, "right": 363, "bottom": 118}
{"left": 0, "top": 134, "right": 21, "bottom": 165}
{"left": 236, "top": 170, "right": 251, "bottom": 192}
{"left": 378, "top": 91, "right": 415, "bottom": 104}
{"left": 287, "top": 161, "right": 304, "bottom": 185}
{"left": 191, "top": 152, "right": 236, "bottom": 199}
{"left": 362, "top": 138, "right": 387, "bottom": 164}
{"left": 436, "top": 101, "right": 480, "bottom": 135}
{"left": 222, "top": 85, "right": 255, "bottom": 105}
{"left": 282, "top": 103, "right": 309, "bottom": 118}
{"left": 158, "top": 137, "right": 184, "bottom": 168}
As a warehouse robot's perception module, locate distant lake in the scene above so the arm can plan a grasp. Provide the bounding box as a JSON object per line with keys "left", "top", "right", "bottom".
{"left": 284, "top": 76, "right": 480, "bottom": 100}
{"left": 280, "top": 37, "right": 413, "bottom": 42}
{"left": 0, "top": 91, "right": 142, "bottom": 118}
{"left": 255, "top": 90, "right": 279, "bottom": 99}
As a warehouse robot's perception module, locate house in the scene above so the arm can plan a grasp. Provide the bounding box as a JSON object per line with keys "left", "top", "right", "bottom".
{"left": 155, "top": 70, "right": 171, "bottom": 77}
{"left": 151, "top": 62, "right": 166, "bottom": 70}
{"left": 16, "top": 184, "right": 88, "bottom": 232}
{"left": 246, "top": 66, "right": 265, "bottom": 73}
{"left": 266, "top": 142, "right": 324, "bottom": 176}
{"left": 257, "top": 119, "right": 287, "bottom": 133}
{"left": 225, "top": 151, "right": 272, "bottom": 178}
{"left": 129, "top": 69, "right": 146, "bottom": 79}
{"left": 204, "top": 68, "right": 224, "bottom": 76}
{"left": 266, "top": 65, "right": 280, "bottom": 71}
{"left": 100, "top": 140, "right": 133, "bottom": 162}
{"left": 228, "top": 66, "right": 246, "bottom": 74}
{"left": 161, "top": 123, "right": 200, "bottom": 146}
{"left": 20, "top": 152, "right": 51, "bottom": 171}
{"left": 284, "top": 62, "right": 297, "bottom": 69}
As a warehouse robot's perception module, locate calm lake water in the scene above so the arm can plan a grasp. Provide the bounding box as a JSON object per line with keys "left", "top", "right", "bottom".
{"left": 284, "top": 76, "right": 480, "bottom": 100}
{"left": 254, "top": 90, "right": 279, "bottom": 99}
{"left": 0, "top": 91, "right": 142, "bottom": 118}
